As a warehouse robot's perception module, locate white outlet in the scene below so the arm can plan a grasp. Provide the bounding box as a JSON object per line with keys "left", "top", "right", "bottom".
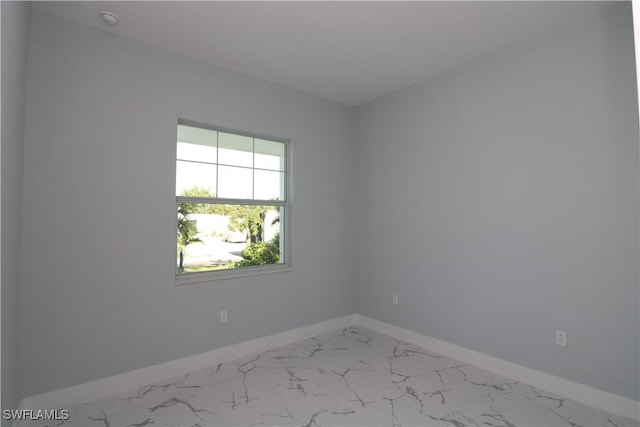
{"left": 556, "top": 330, "right": 567, "bottom": 347}
{"left": 392, "top": 294, "right": 398, "bottom": 305}
{"left": 220, "top": 310, "right": 228, "bottom": 324}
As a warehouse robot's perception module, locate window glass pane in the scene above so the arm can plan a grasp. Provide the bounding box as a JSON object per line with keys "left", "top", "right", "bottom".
{"left": 177, "top": 125, "right": 217, "bottom": 163}
{"left": 217, "top": 166, "right": 252, "bottom": 199}
{"left": 177, "top": 142, "right": 217, "bottom": 164}
{"left": 277, "top": 206, "right": 285, "bottom": 263}
{"left": 177, "top": 203, "right": 283, "bottom": 274}
{"left": 218, "top": 132, "right": 253, "bottom": 167}
{"left": 176, "top": 161, "right": 216, "bottom": 196}
{"left": 254, "top": 170, "right": 284, "bottom": 200}
{"left": 255, "top": 139, "right": 285, "bottom": 171}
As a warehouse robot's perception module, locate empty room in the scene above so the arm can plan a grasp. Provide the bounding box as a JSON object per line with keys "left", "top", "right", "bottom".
{"left": 2, "top": 1, "right": 639, "bottom": 426}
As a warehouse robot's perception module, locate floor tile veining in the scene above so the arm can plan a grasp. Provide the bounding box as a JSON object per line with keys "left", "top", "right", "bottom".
{"left": 33, "top": 327, "right": 638, "bottom": 427}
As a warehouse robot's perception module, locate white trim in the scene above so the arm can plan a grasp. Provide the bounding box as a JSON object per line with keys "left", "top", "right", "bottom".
{"left": 20, "top": 314, "right": 356, "bottom": 412}
{"left": 18, "top": 313, "right": 639, "bottom": 423}
{"left": 355, "top": 314, "right": 640, "bottom": 422}
{"left": 175, "top": 264, "right": 293, "bottom": 285}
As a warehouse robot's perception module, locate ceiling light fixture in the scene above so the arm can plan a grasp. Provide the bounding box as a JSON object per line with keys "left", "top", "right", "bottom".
{"left": 99, "top": 11, "right": 119, "bottom": 27}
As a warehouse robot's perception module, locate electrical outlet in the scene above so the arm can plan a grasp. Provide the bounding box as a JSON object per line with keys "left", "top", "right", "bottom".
{"left": 556, "top": 330, "right": 567, "bottom": 347}
{"left": 392, "top": 294, "right": 398, "bottom": 305}
{"left": 220, "top": 310, "right": 228, "bottom": 324}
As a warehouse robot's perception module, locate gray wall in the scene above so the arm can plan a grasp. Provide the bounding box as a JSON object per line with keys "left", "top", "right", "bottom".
{"left": 20, "top": 10, "right": 355, "bottom": 397}
{"left": 17, "top": 2, "right": 640, "bottom": 404}
{"left": 2, "top": 0, "right": 31, "bottom": 415}
{"left": 355, "top": 3, "right": 639, "bottom": 401}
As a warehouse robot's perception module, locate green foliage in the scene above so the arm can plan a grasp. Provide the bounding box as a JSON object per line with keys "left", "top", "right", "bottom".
{"left": 181, "top": 186, "right": 216, "bottom": 198}
{"left": 177, "top": 204, "right": 201, "bottom": 248}
{"left": 179, "top": 186, "right": 277, "bottom": 244}
{"left": 179, "top": 186, "right": 227, "bottom": 215}
{"left": 177, "top": 202, "right": 202, "bottom": 273}
{"left": 227, "top": 205, "right": 272, "bottom": 244}
{"left": 178, "top": 186, "right": 281, "bottom": 272}
{"left": 235, "top": 233, "right": 281, "bottom": 267}
{"left": 271, "top": 232, "right": 280, "bottom": 252}
{"left": 235, "top": 242, "right": 279, "bottom": 267}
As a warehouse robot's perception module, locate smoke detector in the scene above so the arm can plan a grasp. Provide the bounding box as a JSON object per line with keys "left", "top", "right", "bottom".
{"left": 99, "top": 11, "right": 119, "bottom": 27}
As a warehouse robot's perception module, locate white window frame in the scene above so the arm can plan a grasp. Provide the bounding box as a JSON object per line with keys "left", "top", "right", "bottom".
{"left": 175, "top": 119, "right": 292, "bottom": 285}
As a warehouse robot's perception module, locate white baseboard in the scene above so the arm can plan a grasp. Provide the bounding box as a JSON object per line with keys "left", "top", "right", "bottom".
{"left": 19, "top": 314, "right": 357, "bottom": 413}
{"left": 17, "top": 313, "right": 639, "bottom": 423}
{"left": 355, "top": 314, "right": 640, "bottom": 422}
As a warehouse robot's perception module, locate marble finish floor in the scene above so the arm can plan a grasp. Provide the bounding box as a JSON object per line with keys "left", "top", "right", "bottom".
{"left": 32, "top": 326, "right": 637, "bottom": 427}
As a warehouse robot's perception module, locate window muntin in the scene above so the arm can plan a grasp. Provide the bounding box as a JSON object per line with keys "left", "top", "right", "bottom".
{"left": 176, "top": 122, "right": 288, "bottom": 280}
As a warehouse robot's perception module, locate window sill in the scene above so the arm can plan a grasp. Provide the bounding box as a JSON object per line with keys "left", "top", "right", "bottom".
{"left": 175, "top": 264, "right": 293, "bottom": 285}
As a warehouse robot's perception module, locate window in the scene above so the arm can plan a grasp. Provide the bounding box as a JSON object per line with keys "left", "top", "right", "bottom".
{"left": 175, "top": 120, "right": 289, "bottom": 283}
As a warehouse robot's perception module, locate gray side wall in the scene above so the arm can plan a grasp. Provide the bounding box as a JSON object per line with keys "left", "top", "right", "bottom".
{"left": 20, "top": 10, "right": 355, "bottom": 397}
{"left": 355, "top": 4, "right": 639, "bottom": 400}
{"left": 2, "top": 0, "right": 31, "bottom": 416}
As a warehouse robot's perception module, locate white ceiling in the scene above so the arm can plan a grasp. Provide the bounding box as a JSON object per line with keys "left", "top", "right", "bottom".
{"left": 33, "top": 1, "right": 616, "bottom": 106}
